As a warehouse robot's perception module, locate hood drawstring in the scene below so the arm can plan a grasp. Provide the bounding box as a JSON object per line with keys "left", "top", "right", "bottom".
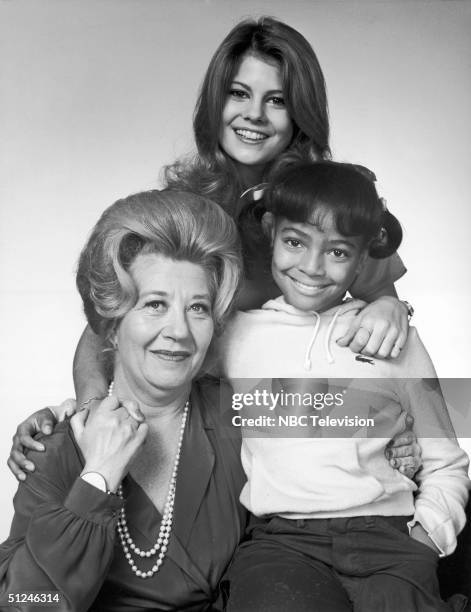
{"left": 325, "top": 308, "right": 342, "bottom": 364}
{"left": 304, "top": 307, "right": 342, "bottom": 370}
{"left": 304, "top": 312, "right": 320, "bottom": 370}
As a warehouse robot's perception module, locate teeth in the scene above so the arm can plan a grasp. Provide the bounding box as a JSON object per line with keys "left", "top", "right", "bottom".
{"left": 235, "top": 129, "right": 267, "bottom": 141}
{"left": 293, "top": 279, "right": 325, "bottom": 291}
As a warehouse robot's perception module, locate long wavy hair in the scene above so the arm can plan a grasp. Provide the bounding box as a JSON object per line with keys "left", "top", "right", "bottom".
{"left": 164, "top": 17, "right": 331, "bottom": 217}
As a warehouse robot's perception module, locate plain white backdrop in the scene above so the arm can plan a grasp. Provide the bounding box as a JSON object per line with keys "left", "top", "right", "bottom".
{"left": 1, "top": 0, "right": 470, "bottom": 539}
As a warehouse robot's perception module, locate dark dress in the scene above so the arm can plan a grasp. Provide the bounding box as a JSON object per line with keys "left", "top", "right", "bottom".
{"left": 0, "top": 379, "right": 247, "bottom": 611}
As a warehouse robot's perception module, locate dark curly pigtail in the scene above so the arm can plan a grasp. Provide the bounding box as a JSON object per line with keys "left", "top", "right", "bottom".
{"left": 369, "top": 208, "right": 403, "bottom": 259}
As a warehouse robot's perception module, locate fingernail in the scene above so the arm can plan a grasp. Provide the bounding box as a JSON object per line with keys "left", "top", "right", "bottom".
{"left": 43, "top": 425, "right": 52, "bottom": 435}
{"left": 18, "top": 473, "right": 26, "bottom": 481}
{"left": 25, "top": 462, "right": 34, "bottom": 471}
{"left": 37, "top": 444, "right": 45, "bottom": 451}
{"left": 390, "top": 459, "right": 398, "bottom": 468}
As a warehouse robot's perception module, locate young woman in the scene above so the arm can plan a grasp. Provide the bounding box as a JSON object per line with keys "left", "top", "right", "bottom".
{"left": 8, "top": 17, "right": 416, "bottom": 482}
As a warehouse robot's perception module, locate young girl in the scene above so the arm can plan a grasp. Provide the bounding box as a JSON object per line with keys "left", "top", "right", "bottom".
{"left": 8, "top": 17, "right": 415, "bottom": 481}
{"left": 220, "top": 161, "right": 469, "bottom": 612}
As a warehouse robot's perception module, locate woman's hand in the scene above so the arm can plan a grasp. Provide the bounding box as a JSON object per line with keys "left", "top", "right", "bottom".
{"left": 337, "top": 296, "right": 409, "bottom": 359}
{"left": 385, "top": 414, "right": 422, "bottom": 479}
{"left": 72, "top": 396, "right": 148, "bottom": 493}
{"left": 7, "top": 399, "right": 77, "bottom": 481}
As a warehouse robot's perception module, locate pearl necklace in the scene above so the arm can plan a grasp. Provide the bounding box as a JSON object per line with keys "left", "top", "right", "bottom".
{"left": 108, "top": 381, "right": 190, "bottom": 579}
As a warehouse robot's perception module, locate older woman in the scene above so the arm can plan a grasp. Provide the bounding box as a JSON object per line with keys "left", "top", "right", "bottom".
{"left": 0, "top": 190, "right": 246, "bottom": 611}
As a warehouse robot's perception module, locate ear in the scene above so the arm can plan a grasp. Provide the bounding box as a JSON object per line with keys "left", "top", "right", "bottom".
{"left": 261, "top": 212, "right": 276, "bottom": 245}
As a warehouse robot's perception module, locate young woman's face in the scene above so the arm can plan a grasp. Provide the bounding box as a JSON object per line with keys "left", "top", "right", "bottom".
{"left": 220, "top": 54, "right": 293, "bottom": 172}
{"left": 270, "top": 213, "right": 367, "bottom": 313}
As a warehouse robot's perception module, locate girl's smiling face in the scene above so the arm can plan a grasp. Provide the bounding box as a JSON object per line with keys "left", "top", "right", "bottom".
{"left": 219, "top": 54, "right": 293, "bottom": 174}
{"left": 269, "top": 212, "right": 367, "bottom": 313}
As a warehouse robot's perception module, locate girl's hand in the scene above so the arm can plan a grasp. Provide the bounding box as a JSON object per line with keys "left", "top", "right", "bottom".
{"left": 7, "top": 399, "right": 76, "bottom": 481}
{"left": 337, "top": 296, "right": 409, "bottom": 359}
{"left": 72, "top": 396, "right": 148, "bottom": 493}
{"left": 385, "top": 413, "right": 422, "bottom": 479}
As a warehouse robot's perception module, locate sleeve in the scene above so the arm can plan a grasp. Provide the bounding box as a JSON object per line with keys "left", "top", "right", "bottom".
{"left": 0, "top": 430, "right": 123, "bottom": 612}
{"left": 349, "top": 252, "right": 406, "bottom": 300}
{"left": 398, "top": 329, "right": 470, "bottom": 557}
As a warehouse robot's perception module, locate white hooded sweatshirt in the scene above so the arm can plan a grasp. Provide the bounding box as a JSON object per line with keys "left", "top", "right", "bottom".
{"left": 220, "top": 296, "right": 469, "bottom": 556}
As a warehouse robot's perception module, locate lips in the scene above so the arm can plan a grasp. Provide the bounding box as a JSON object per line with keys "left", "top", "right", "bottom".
{"left": 289, "top": 277, "right": 329, "bottom": 296}
{"left": 234, "top": 128, "right": 269, "bottom": 142}
{"left": 151, "top": 349, "right": 191, "bottom": 362}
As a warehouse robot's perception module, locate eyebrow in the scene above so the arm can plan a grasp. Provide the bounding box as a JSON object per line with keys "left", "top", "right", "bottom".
{"left": 140, "top": 291, "right": 168, "bottom": 298}
{"left": 231, "top": 80, "right": 283, "bottom": 96}
{"left": 192, "top": 294, "right": 212, "bottom": 301}
{"left": 281, "top": 226, "right": 313, "bottom": 239}
{"left": 327, "top": 239, "right": 358, "bottom": 249}
{"left": 140, "top": 291, "right": 211, "bottom": 300}
{"left": 281, "top": 226, "right": 359, "bottom": 249}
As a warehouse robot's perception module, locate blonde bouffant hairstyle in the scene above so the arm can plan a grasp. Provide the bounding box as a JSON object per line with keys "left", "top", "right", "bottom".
{"left": 76, "top": 190, "right": 242, "bottom": 348}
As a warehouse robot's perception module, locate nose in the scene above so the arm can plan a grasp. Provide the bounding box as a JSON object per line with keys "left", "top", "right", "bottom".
{"left": 162, "top": 307, "right": 191, "bottom": 341}
{"left": 243, "top": 97, "right": 266, "bottom": 123}
{"left": 300, "top": 250, "right": 325, "bottom": 276}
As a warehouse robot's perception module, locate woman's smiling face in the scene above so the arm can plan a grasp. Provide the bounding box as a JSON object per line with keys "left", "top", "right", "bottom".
{"left": 270, "top": 212, "right": 367, "bottom": 313}
{"left": 114, "top": 253, "right": 214, "bottom": 402}
{"left": 219, "top": 54, "right": 293, "bottom": 172}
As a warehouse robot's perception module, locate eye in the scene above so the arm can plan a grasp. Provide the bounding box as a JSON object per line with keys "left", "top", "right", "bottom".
{"left": 229, "top": 88, "right": 249, "bottom": 100}
{"left": 267, "top": 95, "right": 286, "bottom": 107}
{"left": 189, "top": 302, "right": 211, "bottom": 315}
{"left": 329, "top": 248, "right": 349, "bottom": 259}
{"left": 145, "top": 300, "right": 167, "bottom": 312}
{"left": 284, "top": 238, "right": 303, "bottom": 249}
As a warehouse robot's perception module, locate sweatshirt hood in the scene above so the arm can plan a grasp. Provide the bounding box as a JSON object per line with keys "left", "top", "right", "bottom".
{"left": 261, "top": 295, "right": 358, "bottom": 371}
